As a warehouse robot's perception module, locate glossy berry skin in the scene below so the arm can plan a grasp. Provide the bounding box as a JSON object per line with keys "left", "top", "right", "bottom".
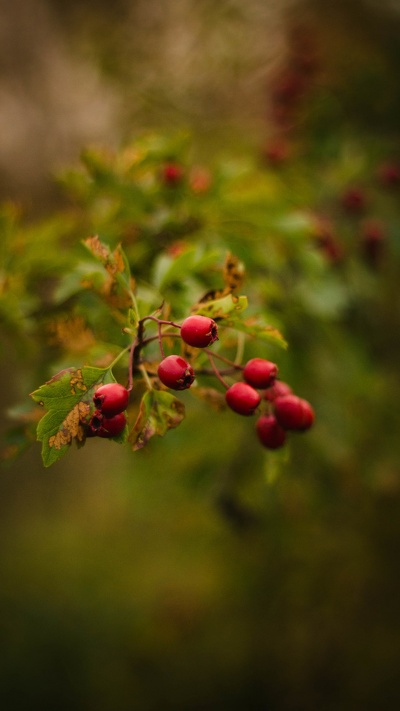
{"left": 243, "top": 358, "right": 278, "bottom": 389}
{"left": 158, "top": 355, "right": 195, "bottom": 391}
{"left": 274, "top": 394, "right": 314, "bottom": 431}
{"left": 93, "top": 382, "right": 129, "bottom": 417}
{"left": 180, "top": 315, "right": 218, "bottom": 348}
{"left": 256, "top": 414, "right": 286, "bottom": 449}
{"left": 90, "top": 411, "right": 127, "bottom": 438}
{"left": 264, "top": 380, "right": 293, "bottom": 402}
{"left": 225, "top": 382, "right": 261, "bottom": 416}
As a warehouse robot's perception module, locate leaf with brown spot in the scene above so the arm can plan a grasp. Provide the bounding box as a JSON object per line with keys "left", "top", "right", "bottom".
{"left": 30, "top": 366, "right": 115, "bottom": 466}
{"left": 129, "top": 390, "right": 185, "bottom": 451}
{"left": 223, "top": 252, "right": 245, "bottom": 292}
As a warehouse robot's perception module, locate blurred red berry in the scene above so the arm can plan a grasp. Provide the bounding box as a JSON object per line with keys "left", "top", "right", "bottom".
{"left": 264, "top": 380, "right": 293, "bottom": 402}
{"left": 341, "top": 187, "right": 367, "bottom": 214}
{"left": 377, "top": 161, "right": 400, "bottom": 188}
{"left": 161, "top": 162, "right": 184, "bottom": 186}
{"left": 274, "top": 394, "right": 314, "bottom": 431}
{"left": 360, "top": 218, "right": 386, "bottom": 267}
{"left": 256, "top": 414, "right": 287, "bottom": 449}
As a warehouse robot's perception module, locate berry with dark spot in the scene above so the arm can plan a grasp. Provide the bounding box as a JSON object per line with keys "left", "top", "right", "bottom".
{"left": 158, "top": 355, "right": 195, "bottom": 391}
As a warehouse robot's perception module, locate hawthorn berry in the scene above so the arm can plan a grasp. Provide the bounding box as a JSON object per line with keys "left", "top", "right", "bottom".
{"left": 243, "top": 358, "right": 278, "bottom": 389}
{"left": 158, "top": 355, "right": 195, "bottom": 391}
{"left": 256, "top": 414, "right": 286, "bottom": 449}
{"left": 377, "top": 161, "right": 400, "bottom": 188}
{"left": 274, "top": 394, "right": 314, "bottom": 431}
{"left": 360, "top": 219, "right": 386, "bottom": 267}
{"left": 341, "top": 187, "right": 367, "bottom": 214}
{"left": 225, "top": 382, "right": 261, "bottom": 416}
{"left": 180, "top": 315, "right": 218, "bottom": 348}
{"left": 263, "top": 137, "right": 290, "bottom": 166}
{"left": 93, "top": 382, "right": 129, "bottom": 417}
{"left": 161, "top": 162, "right": 184, "bottom": 186}
{"left": 264, "top": 380, "right": 293, "bottom": 402}
{"left": 90, "top": 411, "right": 127, "bottom": 438}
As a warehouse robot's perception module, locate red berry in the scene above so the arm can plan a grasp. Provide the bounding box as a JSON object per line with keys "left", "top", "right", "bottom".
{"left": 264, "top": 380, "right": 293, "bottom": 402}
{"left": 93, "top": 382, "right": 129, "bottom": 417}
{"left": 90, "top": 411, "right": 127, "bottom": 438}
{"left": 161, "top": 162, "right": 184, "bottom": 186}
{"left": 256, "top": 414, "right": 286, "bottom": 449}
{"left": 189, "top": 167, "right": 212, "bottom": 194}
{"left": 243, "top": 358, "right": 278, "bottom": 389}
{"left": 263, "top": 138, "right": 290, "bottom": 166}
{"left": 341, "top": 187, "right": 367, "bottom": 214}
{"left": 180, "top": 315, "right": 218, "bottom": 348}
{"left": 274, "top": 394, "right": 314, "bottom": 431}
{"left": 158, "top": 355, "right": 195, "bottom": 391}
{"left": 377, "top": 161, "right": 400, "bottom": 188}
{"left": 225, "top": 382, "right": 261, "bottom": 416}
{"left": 360, "top": 218, "right": 386, "bottom": 267}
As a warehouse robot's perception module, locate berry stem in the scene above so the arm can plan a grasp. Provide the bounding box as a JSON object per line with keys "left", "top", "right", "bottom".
{"left": 203, "top": 348, "right": 243, "bottom": 370}
{"left": 206, "top": 352, "right": 230, "bottom": 389}
{"left": 127, "top": 337, "right": 139, "bottom": 391}
{"left": 141, "top": 315, "right": 182, "bottom": 329}
{"left": 157, "top": 322, "right": 165, "bottom": 359}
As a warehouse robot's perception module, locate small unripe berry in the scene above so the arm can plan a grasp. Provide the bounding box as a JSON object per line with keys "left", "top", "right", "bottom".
{"left": 180, "top": 315, "right": 218, "bottom": 348}
{"left": 264, "top": 380, "right": 293, "bottom": 402}
{"left": 93, "top": 382, "right": 129, "bottom": 417}
{"left": 225, "top": 382, "right": 261, "bottom": 416}
{"left": 256, "top": 414, "right": 286, "bottom": 449}
{"left": 243, "top": 358, "right": 278, "bottom": 389}
{"left": 274, "top": 394, "right": 314, "bottom": 431}
{"left": 158, "top": 355, "right": 195, "bottom": 391}
{"left": 90, "top": 411, "right": 127, "bottom": 438}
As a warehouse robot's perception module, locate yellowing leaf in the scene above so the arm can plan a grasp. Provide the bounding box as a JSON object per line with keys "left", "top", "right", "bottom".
{"left": 30, "top": 366, "right": 115, "bottom": 466}
{"left": 192, "top": 293, "right": 248, "bottom": 319}
{"left": 129, "top": 390, "right": 185, "bottom": 451}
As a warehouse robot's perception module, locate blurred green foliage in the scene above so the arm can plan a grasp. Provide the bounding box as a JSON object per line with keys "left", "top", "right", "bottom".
{"left": 1, "top": 1, "right": 400, "bottom": 708}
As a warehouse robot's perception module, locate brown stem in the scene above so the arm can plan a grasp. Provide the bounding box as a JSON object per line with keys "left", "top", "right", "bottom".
{"left": 206, "top": 352, "right": 230, "bottom": 389}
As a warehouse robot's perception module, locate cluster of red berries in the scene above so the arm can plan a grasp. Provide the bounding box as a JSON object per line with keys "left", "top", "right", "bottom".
{"left": 87, "top": 382, "right": 129, "bottom": 438}
{"left": 157, "top": 314, "right": 218, "bottom": 390}
{"left": 224, "top": 359, "right": 314, "bottom": 450}
{"left": 255, "top": 379, "right": 314, "bottom": 450}
{"left": 156, "top": 314, "right": 314, "bottom": 450}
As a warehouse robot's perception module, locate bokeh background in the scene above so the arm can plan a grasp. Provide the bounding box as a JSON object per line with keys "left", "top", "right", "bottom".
{"left": 1, "top": 0, "right": 400, "bottom": 709}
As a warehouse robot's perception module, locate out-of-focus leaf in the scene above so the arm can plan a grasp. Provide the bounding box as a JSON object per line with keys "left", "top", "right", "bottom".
{"left": 193, "top": 293, "right": 248, "bottom": 319}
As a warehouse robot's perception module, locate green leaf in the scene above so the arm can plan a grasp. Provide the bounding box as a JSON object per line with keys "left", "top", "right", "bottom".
{"left": 129, "top": 389, "right": 185, "bottom": 451}
{"left": 30, "top": 366, "right": 115, "bottom": 467}
{"left": 193, "top": 293, "right": 248, "bottom": 319}
{"left": 219, "top": 315, "right": 288, "bottom": 349}
{"left": 83, "top": 235, "right": 132, "bottom": 293}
